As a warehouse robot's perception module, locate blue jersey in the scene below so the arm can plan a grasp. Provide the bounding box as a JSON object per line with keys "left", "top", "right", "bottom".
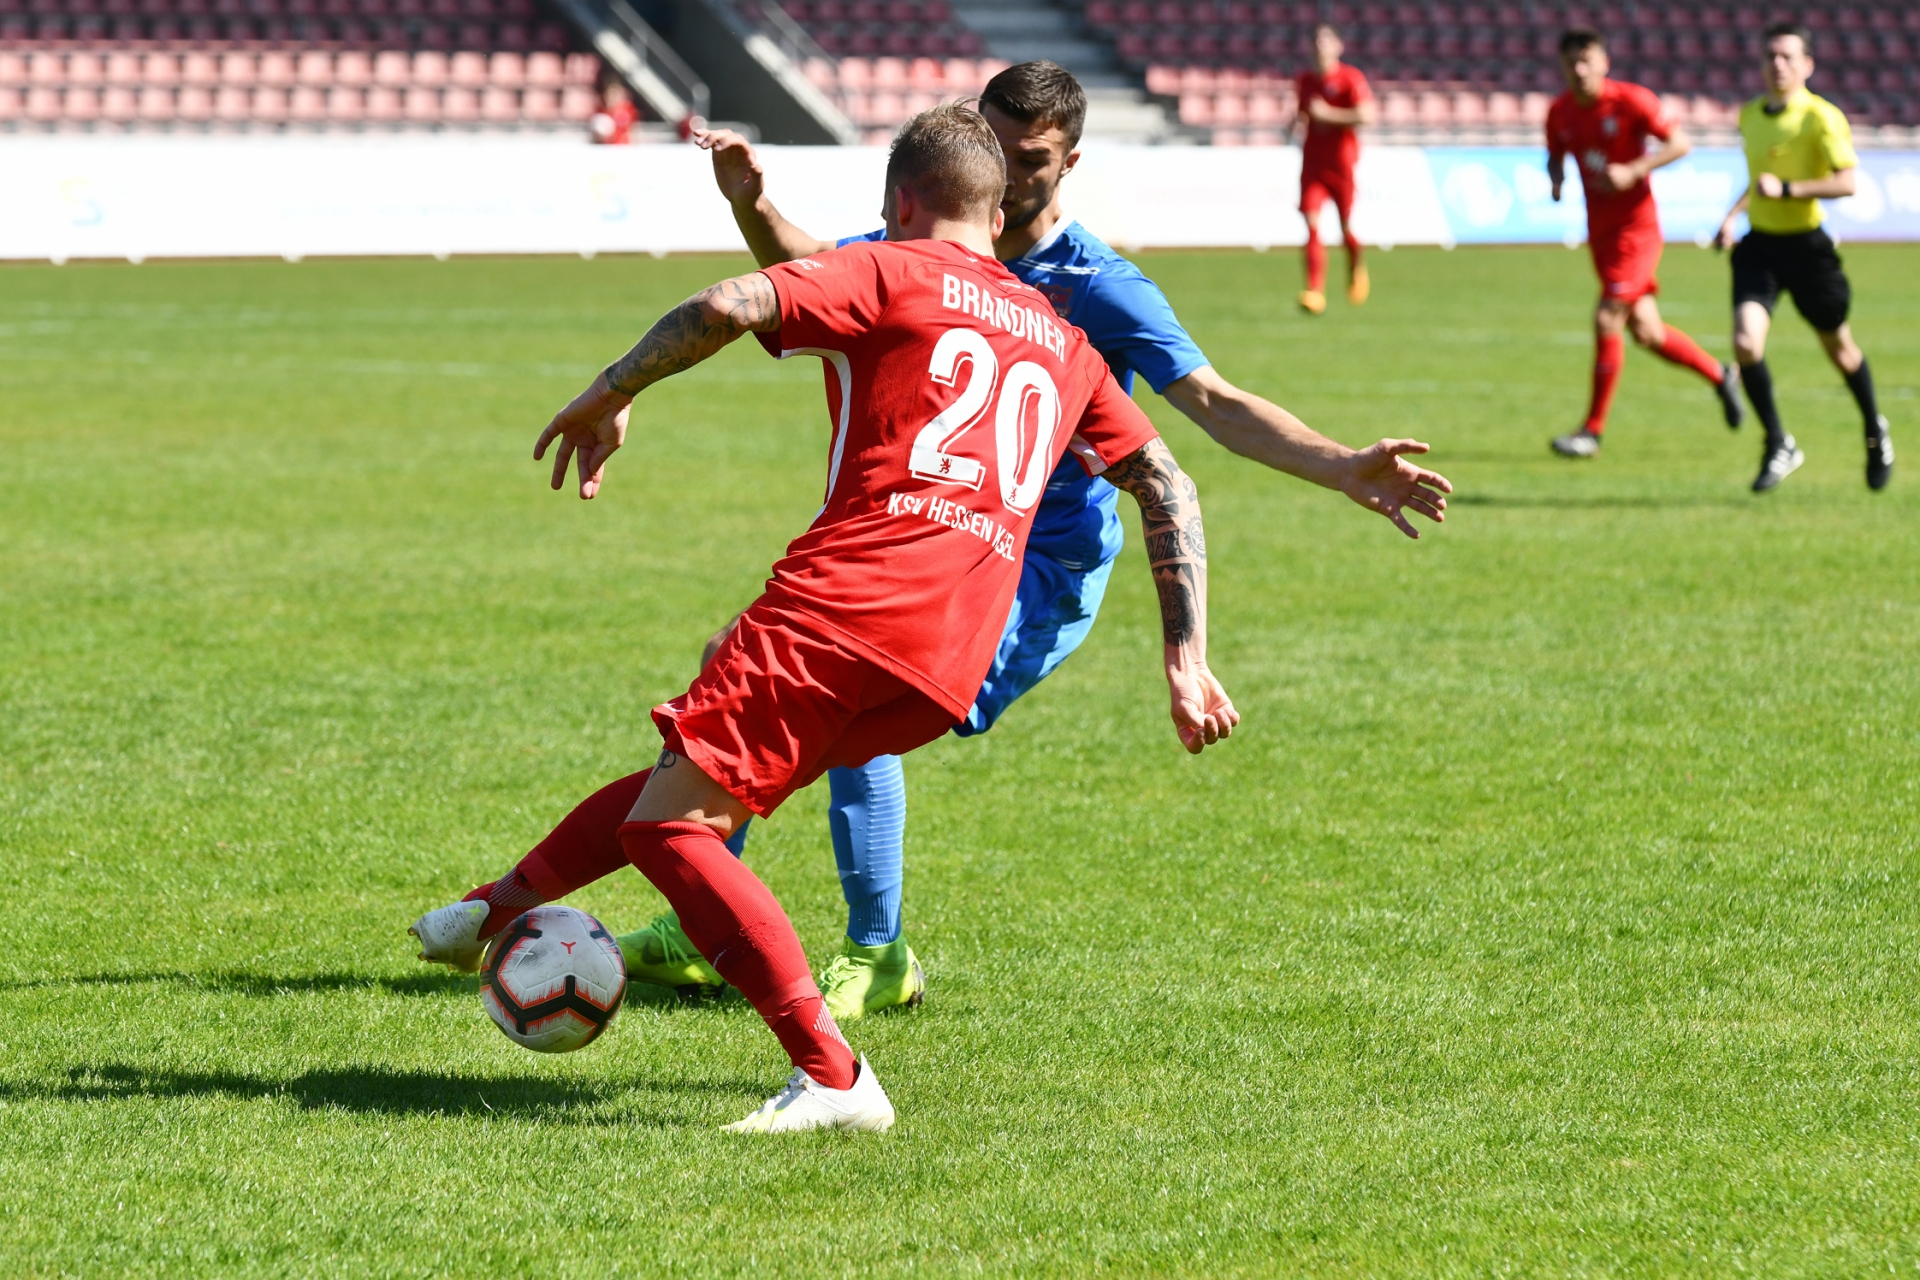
{"left": 835, "top": 219, "right": 1207, "bottom": 570}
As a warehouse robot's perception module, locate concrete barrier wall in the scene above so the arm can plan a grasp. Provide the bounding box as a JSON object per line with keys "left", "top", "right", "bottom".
{"left": 4, "top": 135, "right": 1918, "bottom": 263}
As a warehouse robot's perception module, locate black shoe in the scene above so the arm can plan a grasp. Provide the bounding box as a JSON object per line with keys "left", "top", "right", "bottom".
{"left": 1716, "top": 361, "right": 1745, "bottom": 429}
{"left": 1753, "top": 435, "right": 1805, "bottom": 493}
{"left": 1867, "top": 414, "right": 1894, "bottom": 490}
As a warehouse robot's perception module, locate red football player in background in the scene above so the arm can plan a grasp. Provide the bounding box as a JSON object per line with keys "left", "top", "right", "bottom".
{"left": 1294, "top": 22, "right": 1375, "bottom": 315}
{"left": 1547, "top": 28, "right": 1745, "bottom": 457}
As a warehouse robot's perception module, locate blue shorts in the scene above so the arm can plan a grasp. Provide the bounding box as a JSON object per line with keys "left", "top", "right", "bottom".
{"left": 953, "top": 545, "right": 1117, "bottom": 738}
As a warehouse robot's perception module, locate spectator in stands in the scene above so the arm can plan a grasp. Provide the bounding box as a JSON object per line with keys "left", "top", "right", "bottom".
{"left": 590, "top": 78, "right": 637, "bottom": 144}
{"left": 1294, "top": 22, "right": 1374, "bottom": 315}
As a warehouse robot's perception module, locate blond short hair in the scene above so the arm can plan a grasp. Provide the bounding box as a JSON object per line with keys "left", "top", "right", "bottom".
{"left": 885, "top": 103, "right": 1007, "bottom": 223}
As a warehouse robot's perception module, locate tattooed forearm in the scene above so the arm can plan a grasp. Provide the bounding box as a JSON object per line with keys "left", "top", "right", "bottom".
{"left": 1103, "top": 438, "right": 1208, "bottom": 649}
{"left": 604, "top": 272, "right": 780, "bottom": 396}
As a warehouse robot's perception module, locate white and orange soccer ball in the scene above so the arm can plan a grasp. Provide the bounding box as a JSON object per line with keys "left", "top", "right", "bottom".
{"left": 480, "top": 905, "right": 626, "bottom": 1052}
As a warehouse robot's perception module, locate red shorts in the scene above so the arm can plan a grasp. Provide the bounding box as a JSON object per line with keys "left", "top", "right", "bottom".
{"left": 1300, "top": 166, "right": 1356, "bottom": 218}
{"left": 651, "top": 602, "right": 957, "bottom": 818}
{"left": 1590, "top": 222, "right": 1664, "bottom": 303}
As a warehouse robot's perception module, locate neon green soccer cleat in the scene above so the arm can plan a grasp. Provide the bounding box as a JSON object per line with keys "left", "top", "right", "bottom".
{"left": 615, "top": 911, "right": 728, "bottom": 999}
{"left": 819, "top": 936, "right": 926, "bottom": 1022}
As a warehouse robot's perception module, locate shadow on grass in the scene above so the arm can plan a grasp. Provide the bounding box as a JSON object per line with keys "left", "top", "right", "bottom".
{"left": 1451, "top": 492, "right": 1749, "bottom": 510}
{"left": 0, "top": 1063, "right": 756, "bottom": 1121}
{"left": 0, "top": 970, "right": 726, "bottom": 1009}
{"left": 0, "top": 969, "right": 480, "bottom": 998}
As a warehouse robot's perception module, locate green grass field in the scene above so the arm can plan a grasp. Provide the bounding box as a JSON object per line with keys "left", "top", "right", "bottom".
{"left": 3, "top": 240, "right": 1917, "bottom": 1277}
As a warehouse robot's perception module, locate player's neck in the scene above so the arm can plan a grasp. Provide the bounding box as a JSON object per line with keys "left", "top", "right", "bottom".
{"left": 1316, "top": 57, "right": 1340, "bottom": 76}
{"left": 1764, "top": 84, "right": 1803, "bottom": 109}
{"left": 927, "top": 217, "right": 999, "bottom": 257}
{"left": 994, "top": 199, "right": 1067, "bottom": 261}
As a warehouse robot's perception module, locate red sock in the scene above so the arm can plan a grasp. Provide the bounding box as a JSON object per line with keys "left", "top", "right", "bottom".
{"left": 1653, "top": 325, "right": 1725, "bottom": 383}
{"left": 1585, "top": 332, "right": 1625, "bottom": 434}
{"left": 1344, "top": 230, "right": 1363, "bottom": 271}
{"left": 463, "top": 768, "right": 652, "bottom": 938}
{"left": 620, "top": 820, "right": 856, "bottom": 1090}
{"left": 1304, "top": 225, "right": 1327, "bottom": 292}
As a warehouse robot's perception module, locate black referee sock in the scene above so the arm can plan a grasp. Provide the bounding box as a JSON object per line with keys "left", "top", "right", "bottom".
{"left": 1844, "top": 358, "right": 1882, "bottom": 434}
{"left": 1741, "top": 360, "right": 1786, "bottom": 447}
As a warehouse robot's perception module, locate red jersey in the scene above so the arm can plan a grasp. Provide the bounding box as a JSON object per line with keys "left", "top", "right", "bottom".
{"left": 1296, "top": 62, "right": 1371, "bottom": 175}
{"left": 753, "top": 239, "right": 1159, "bottom": 718}
{"left": 591, "top": 100, "right": 638, "bottom": 144}
{"left": 1546, "top": 79, "right": 1674, "bottom": 238}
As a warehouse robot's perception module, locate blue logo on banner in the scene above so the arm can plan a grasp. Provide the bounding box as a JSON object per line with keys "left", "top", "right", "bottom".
{"left": 1425, "top": 146, "right": 1920, "bottom": 244}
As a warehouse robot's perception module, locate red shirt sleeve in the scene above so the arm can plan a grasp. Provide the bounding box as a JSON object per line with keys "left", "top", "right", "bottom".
{"left": 1545, "top": 97, "right": 1566, "bottom": 162}
{"left": 1630, "top": 82, "right": 1674, "bottom": 141}
{"left": 1295, "top": 71, "right": 1316, "bottom": 105}
{"left": 754, "top": 242, "right": 892, "bottom": 357}
{"left": 1345, "top": 66, "right": 1373, "bottom": 103}
{"left": 1065, "top": 356, "right": 1159, "bottom": 476}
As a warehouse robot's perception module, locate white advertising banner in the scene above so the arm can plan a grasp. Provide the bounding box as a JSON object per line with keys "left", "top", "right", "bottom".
{"left": 1, "top": 136, "right": 1915, "bottom": 262}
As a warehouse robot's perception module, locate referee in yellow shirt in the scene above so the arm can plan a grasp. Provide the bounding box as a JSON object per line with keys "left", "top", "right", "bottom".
{"left": 1714, "top": 20, "right": 1893, "bottom": 493}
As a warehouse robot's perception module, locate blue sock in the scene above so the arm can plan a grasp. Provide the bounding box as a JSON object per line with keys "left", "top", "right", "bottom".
{"left": 827, "top": 755, "right": 905, "bottom": 946}
{"left": 723, "top": 820, "right": 749, "bottom": 858}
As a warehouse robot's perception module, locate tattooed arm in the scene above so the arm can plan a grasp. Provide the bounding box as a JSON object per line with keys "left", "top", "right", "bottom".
{"left": 534, "top": 272, "right": 782, "bottom": 499}
{"left": 1102, "top": 437, "right": 1239, "bottom": 754}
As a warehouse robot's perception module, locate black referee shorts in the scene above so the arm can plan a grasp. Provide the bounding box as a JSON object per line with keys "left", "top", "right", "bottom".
{"left": 1731, "top": 228, "right": 1851, "bottom": 332}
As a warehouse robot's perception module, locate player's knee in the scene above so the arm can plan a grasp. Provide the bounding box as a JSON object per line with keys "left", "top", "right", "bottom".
{"left": 700, "top": 611, "right": 746, "bottom": 670}
{"left": 1732, "top": 332, "right": 1765, "bottom": 365}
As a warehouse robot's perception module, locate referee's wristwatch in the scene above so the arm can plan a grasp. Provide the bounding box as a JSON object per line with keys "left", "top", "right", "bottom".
{"left": 1781, "top": 179, "right": 1795, "bottom": 199}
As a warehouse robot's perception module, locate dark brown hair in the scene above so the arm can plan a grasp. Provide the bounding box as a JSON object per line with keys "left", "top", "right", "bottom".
{"left": 980, "top": 60, "right": 1088, "bottom": 150}
{"left": 1763, "top": 19, "right": 1813, "bottom": 57}
{"left": 1558, "top": 26, "right": 1605, "bottom": 57}
{"left": 885, "top": 102, "right": 1008, "bottom": 221}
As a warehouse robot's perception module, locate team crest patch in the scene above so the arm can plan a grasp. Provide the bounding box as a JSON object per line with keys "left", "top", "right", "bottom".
{"left": 1602, "top": 117, "right": 1617, "bottom": 136}
{"left": 1037, "top": 282, "right": 1074, "bottom": 318}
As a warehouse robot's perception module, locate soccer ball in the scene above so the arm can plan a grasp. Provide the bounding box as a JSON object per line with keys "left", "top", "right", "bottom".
{"left": 480, "top": 905, "right": 626, "bottom": 1053}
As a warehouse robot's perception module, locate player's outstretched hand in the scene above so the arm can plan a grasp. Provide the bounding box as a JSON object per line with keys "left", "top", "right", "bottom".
{"left": 535, "top": 372, "right": 630, "bottom": 500}
{"left": 694, "top": 127, "right": 764, "bottom": 208}
{"left": 1167, "top": 657, "right": 1238, "bottom": 755}
{"left": 1339, "top": 438, "right": 1453, "bottom": 539}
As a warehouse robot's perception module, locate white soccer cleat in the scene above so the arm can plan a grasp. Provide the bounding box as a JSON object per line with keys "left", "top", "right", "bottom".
{"left": 722, "top": 1054, "right": 896, "bottom": 1134}
{"left": 408, "top": 900, "right": 490, "bottom": 973}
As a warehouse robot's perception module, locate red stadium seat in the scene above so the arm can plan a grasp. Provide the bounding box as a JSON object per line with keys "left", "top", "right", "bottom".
{"left": 520, "top": 83, "right": 556, "bottom": 119}
{"left": 336, "top": 51, "right": 371, "bottom": 85}
{"left": 219, "top": 53, "right": 256, "bottom": 86}
{"left": 403, "top": 84, "right": 438, "bottom": 119}
{"left": 325, "top": 84, "right": 361, "bottom": 118}
{"left": 558, "top": 82, "right": 593, "bottom": 116}
{"left": 450, "top": 50, "right": 486, "bottom": 85}
{"left": 412, "top": 50, "right": 449, "bottom": 85}
{"left": 68, "top": 52, "right": 102, "bottom": 84}
{"left": 137, "top": 84, "right": 174, "bottom": 119}
{"left": 214, "top": 84, "right": 249, "bottom": 119}
{"left": 183, "top": 51, "right": 219, "bottom": 86}
{"left": 296, "top": 51, "right": 331, "bottom": 86}
{"left": 524, "top": 50, "right": 562, "bottom": 86}
{"left": 442, "top": 86, "right": 477, "bottom": 119}
{"left": 289, "top": 84, "right": 325, "bottom": 118}
{"left": 258, "top": 52, "right": 295, "bottom": 87}
{"left": 480, "top": 83, "right": 516, "bottom": 118}
{"left": 0, "top": 88, "right": 19, "bottom": 121}
{"left": 177, "top": 84, "right": 213, "bottom": 119}
{"left": 373, "top": 50, "right": 409, "bottom": 85}
{"left": 102, "top": 84, "right": 137, "bottom": 119}
{"left": 65, "top": 84, "right": 100, "bottom": 118}
{"left": 488, "top": 51, "right": 523, "bottom": 86}
{"left": 366, "top": 84, "right": 402, "bottom": 118}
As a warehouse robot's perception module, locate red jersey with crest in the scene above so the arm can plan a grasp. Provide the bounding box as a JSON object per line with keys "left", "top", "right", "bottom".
{"left": 1546, "top": 79, "right": 1675, "bottom": 241}
{"left": 1296, "top": 62, "right": 1372, "bottom": 176}
{"left": 752, "top": 238, "right": 1159, "bottom": 718}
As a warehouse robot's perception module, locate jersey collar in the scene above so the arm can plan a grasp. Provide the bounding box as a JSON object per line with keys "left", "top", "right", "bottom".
{"left": 1013, "top": 215, "right": 1077, "bottom": 265}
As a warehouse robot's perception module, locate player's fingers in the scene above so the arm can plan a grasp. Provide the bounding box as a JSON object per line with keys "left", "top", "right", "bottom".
{"left": 581, "top": 442, "right": 619, "bottom": 500}
{"left": 550, "top": 437, "right": 575, "bottom": 491}
{"left": 1379, "top": 438, "right": 1431, "bottom": 456}
{"left": 534, "top": 419, "right": 562, "bottom": 461}
{"left": 1412, "top": 466, "right": 1455, "bottom": 493}
{"left": 1402, "top": 492, "right": 1447, "bottom": 522}
{"left": 1389, "top": 507, "right": 1420, "bottom": 539}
